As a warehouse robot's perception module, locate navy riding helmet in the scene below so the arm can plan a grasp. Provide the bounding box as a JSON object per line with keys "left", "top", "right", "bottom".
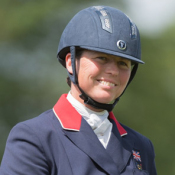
{"left": 57, "top": 6, "right": 144, "bottom": 111}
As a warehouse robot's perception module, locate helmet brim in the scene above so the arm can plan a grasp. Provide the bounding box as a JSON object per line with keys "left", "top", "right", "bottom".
{"left": 79, "top": 46, "right": 145, "bottom": 64}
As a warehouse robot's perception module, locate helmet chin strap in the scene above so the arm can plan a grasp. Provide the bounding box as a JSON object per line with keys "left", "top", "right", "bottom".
{"left": 77, "top": 84, "right": 119, "bottom": 111}
{"left": 68, "top": 46, "right": 138, "bottom": 112}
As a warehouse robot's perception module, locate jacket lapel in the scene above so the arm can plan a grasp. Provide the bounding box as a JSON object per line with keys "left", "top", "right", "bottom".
{"left": 107, "top": 118, "right": 134, "bottom": 173}
{"left": 64, "top": 118, "right": 120, "bottom": 175}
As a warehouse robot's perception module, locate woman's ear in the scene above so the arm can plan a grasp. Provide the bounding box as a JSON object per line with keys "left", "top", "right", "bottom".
{"left": 65, "top": 53, "right": 73, "bottom": 74}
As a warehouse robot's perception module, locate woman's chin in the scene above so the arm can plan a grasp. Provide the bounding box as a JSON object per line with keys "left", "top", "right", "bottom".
{"left": 92, "top": 95, "right": 116, "bottom": 104}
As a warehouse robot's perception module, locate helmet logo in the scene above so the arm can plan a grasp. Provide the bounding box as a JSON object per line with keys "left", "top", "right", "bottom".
{"left": 117, "top": 40, "right": 127, "bottom": 50}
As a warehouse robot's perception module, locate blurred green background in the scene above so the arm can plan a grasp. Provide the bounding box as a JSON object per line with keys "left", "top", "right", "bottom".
{"left": 0, "top": 0, "right": 175, "bottom": 174}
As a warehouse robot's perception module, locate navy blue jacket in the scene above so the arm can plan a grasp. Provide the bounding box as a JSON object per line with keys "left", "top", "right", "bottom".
{"left": 0, "top": 94, "right": 157, "bottom": 175}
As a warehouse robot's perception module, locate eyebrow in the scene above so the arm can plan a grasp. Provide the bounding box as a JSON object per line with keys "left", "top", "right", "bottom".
{"left": 91, "top": 51, "right": 131, "bottom": 62}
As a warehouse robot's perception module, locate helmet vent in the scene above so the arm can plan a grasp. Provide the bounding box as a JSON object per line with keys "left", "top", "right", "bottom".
{"left": 93, "top": 6, "right": 113, "bottom": 33}
{"left": 127, "top": 16, "right": 137, "bottom": 39}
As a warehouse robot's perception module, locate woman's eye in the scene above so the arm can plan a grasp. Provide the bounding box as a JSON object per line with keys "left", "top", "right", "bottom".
{"left": 97, "top": 57, "right": 107, "bottom": 61}
{"left": 118, "top": 61, "right": 131, "bottom": 69}
{"left": 118, "top": 61, "right": 127, "bottom": 66}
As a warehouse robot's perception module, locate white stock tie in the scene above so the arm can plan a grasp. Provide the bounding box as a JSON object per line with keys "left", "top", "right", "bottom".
{"left": 67, "top": 92, "right": 112, "bottom": 148}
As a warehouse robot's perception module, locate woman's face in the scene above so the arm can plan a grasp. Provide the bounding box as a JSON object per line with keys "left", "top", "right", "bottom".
{"left": 66, "top": 50, "right": 131, "bottom": 110}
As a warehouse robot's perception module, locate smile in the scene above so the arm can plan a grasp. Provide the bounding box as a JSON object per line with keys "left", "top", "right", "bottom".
{"left": 98, "top": 80, "right": 116, "bottom": 87}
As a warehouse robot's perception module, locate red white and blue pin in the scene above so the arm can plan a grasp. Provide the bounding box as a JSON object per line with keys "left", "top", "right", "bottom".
{"left": 132, "top": 150, "right": 143, "bottom": 170}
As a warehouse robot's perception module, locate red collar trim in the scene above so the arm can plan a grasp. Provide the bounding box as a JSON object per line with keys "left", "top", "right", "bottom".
{"left": 108, "top": 112, "right": 127, "bottom": 137}
{"left": 53, "top": 94, "right": 127, "bottom": 136}
{"left": 53, "top": 94, "right": 82, "bottom": 131}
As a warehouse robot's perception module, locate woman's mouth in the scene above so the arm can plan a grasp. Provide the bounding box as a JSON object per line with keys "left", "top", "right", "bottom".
{"left": 98, "top": 80, "right": 116, "bottom": 87}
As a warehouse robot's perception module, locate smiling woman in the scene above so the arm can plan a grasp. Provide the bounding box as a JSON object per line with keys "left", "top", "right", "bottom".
{"left": 0, "top": 5, "right": 157, "bottom": 175}
{"left": 66, "top": 50, "right": 132, "bottom": 109}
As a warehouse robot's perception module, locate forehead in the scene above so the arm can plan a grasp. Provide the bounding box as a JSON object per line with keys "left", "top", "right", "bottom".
{"left": 81, "top": 49, "right": 131, "bottom": 62}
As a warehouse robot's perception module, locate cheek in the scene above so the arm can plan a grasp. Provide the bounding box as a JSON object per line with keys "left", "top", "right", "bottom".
{"left": 78, "top": 61, "right": 99, "bottom": 80}
{"left": 120, "top": 71, "right": 131, "bottom": 85}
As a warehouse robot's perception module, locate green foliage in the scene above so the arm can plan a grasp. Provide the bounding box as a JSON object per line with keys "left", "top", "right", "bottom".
{"left": 1, "top": 0, "right": 55, "bottom": 41}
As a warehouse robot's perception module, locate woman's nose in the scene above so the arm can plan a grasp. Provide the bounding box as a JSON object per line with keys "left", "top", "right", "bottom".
{"left": 105, "top": 60, "right": 119, "bottom": 76}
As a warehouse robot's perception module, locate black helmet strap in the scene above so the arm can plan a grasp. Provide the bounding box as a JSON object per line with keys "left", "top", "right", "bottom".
{"left": 67, "top": 46, "right": 78, "bottom": 84}
{"left": 68, "top": 46, "right": 138, "bottom": 112}
{"left": 78, "top": 84, "right": 119, "bottom": 112}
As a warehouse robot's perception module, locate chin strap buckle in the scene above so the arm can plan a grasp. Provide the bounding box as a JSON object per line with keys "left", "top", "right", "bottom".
{"left": 79, "top": 93, "right": 88, "bottom": 101}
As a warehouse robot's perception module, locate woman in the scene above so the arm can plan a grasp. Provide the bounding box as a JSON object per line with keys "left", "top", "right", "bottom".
{"left": 0, "top": 6, "right": 157, "bottom": 175}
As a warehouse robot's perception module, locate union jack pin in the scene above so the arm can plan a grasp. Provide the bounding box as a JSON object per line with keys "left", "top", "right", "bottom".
{"left": 132, "top": 150, "right": 142, "bottom": 162}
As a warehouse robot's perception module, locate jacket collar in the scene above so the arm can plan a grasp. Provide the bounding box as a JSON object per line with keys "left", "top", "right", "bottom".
{"left": 53, "top": 94, "right": 127, "bottom": 136}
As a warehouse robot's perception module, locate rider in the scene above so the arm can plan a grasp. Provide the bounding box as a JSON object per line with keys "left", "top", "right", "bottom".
{"left": 0, "top": 6, "right": 157, "bottom": 175}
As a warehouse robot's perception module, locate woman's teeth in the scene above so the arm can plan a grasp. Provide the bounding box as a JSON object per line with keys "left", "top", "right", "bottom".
{"left": 99, "top": 80, "right": 115, "bottom": 87}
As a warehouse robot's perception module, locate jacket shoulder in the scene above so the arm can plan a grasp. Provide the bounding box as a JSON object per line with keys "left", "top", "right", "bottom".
{"left": 14, "top": 109, "right": 57, "bottom": 130}
{"left": 121, "top": 123, "right": 155, "bottom": 156}
{"left": 0, "top": 109, "right": 57, "bottom": 174}
{"left": 8, "top": 109, "right": 62, "bottom": 144}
